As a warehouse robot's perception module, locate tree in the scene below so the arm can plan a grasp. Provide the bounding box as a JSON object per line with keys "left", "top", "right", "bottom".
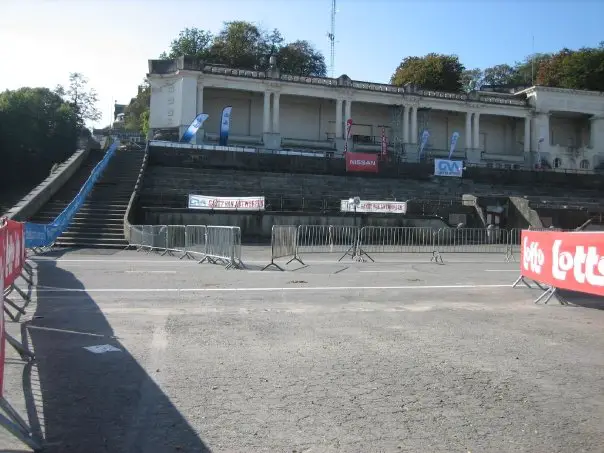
{"left": 124, "top": 81, "right": 150, "bottom": 133}
{"left": 277, "top": 40, "right": 327, "bottom": 77}
{"left": 55, "top": 72, "right": 101, "bottom": 128}
{"left": 536, "top": 44, "right": 604, "bottom": 91}
{"left": 390, "top": 53, "right": 465, "bottom": 92}
{"left": 159, "top": 22, "right": 327, "bottom": 76}
{"left": 0, "top": 87, "right": 79, "bottom": 188}
{"left": 481, "top": 64, "right": 522, "bottom": 86}
{"left": 461, "top": 68, "right": 483, "bottom": 92}
{"left": 159, "top": 27, "right": 213, "bottom": 60}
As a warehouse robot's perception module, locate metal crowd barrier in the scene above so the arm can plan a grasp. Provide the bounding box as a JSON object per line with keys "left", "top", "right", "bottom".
{"left": 128, "top": 224, "right": 243, "bottom": 269}
{"left": 183, "top": 225, "right": 207, "bottom": 259}
{"left": 289, "top": 226, "right": 525, "bottom": 263}
{"left": 296, "top": 225, "right": 359, "bottom": 260}
{"left": 200, "top": 226, "right": 245, "bottom": 269}
{"left": 262, "top": 225, "right": 305, "bottom": 271}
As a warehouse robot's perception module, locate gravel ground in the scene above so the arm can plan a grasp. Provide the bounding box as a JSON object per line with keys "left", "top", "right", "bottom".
{"left": 1, "top": 249, "right": 603, "bottom": 452}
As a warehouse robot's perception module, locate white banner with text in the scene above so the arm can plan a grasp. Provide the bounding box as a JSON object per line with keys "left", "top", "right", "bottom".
{"left": 340, "top": 200, "right": 407, "bottom": 214}
{"left": 188, "top": 194, "right": 265, "bottom": 211}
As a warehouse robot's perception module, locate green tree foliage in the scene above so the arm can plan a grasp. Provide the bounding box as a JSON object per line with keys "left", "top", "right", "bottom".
{"left": 536, "top": 43, "right": 604, "bottom": 91}
{"left": 461, "top": 68, "right": 483, "bottom": 92}
{"left": 0, "top": 88, "right": 80, "bottom": 189}
{"left": 123, "top": 81, "right": 150, "bottom": 133}
{"left": 55, "top": 72, "right": 101, "bottom": 128}
{"left": 390, "top": 53, "right": 465, "bottom": 92}
{"left": 159, "top": 27, "right": 213, "bottom": 60}
{"left": 161, "top": 22, "right": 327, "bottom": 76}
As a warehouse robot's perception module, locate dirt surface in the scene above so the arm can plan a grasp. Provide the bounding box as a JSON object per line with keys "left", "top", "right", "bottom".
{"left": 1, "top": 249, "right": 603, "bottom": 452}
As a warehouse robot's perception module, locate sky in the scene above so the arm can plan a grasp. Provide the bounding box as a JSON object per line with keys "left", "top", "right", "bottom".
{"left": 1, "top": 0, "right": 602, "bottom": 129}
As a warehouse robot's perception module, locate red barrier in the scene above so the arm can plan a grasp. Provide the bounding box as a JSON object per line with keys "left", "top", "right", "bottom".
{"left": 3, "top": 220, "right": 25, "bottom": 288}
{"left": 345, "top": 152, "right": 379, "bottom": 173}
{"left": 521, "top": 229, "right": 604, "bottom": 296}
{"left": 0, "top": 223, "right": 6, "bottom": 396}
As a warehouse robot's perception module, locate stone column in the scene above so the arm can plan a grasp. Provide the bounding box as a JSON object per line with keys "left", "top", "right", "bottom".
{"left": 590, "top": 115, "right": 604, "bottom": 151}
{"left": 472, "top": 113, "right": 481, "bottom": 150}
{"left": 263, "top": 91, "right": 271, "bottom": 134}
{"left": 272, "top": 92, "right": 280, "bottom": 134}
{"left": 411, "top": 106, "right": 418, "bottom": 144}
{"left": 402, "top": 105, "right": 409, "bottom": 143}
{"left": 179, "top": 76, "right": 198, "bottom": 142}
{"left": 194, "top": 83, "right": 204, "bottom": 144}
{"left": 465, "top": 112, "right": 473, "bottom": 149}
{"left": 345, "top": 99, "right": 352, "bottom": 123}
{"left": 335, "top": 99, "right": 343, "bottom": 139}
{"left": 523, "top": 115, "right": 531, "bottom": 152}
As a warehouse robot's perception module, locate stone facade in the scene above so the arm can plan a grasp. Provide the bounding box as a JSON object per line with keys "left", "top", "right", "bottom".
{"left": 148, "top": 56, "right": 604, "bottom": 172}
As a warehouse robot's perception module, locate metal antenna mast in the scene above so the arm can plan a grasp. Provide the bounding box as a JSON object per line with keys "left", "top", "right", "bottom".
{"left": 328, "top": 0, "right": 336, "bottom": 77}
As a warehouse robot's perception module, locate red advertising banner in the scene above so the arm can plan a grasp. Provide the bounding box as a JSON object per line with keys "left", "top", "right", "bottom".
{"left": 521, "top": 230, "right": 604, "bottom": 296}
{"left": 346, "top": 152, "right": 379, "bottom": 173}
{"left": 0, "top": 223, "right": 6, "bottom": 396}
{"left": 3, "top": 219, "right": 25, "bottom": 287}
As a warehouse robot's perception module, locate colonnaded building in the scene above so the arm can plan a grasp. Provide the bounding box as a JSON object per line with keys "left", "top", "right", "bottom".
{"left": 148, "top": 56, "right": 604, "bottom": 172}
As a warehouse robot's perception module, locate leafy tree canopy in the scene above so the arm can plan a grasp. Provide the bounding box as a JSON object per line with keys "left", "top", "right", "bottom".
{"left": 160, "top": 22, "right": 327, "bottom": 77}
{"left": 390, "top": 53, "right": 465, "bottom": 92}
{"left": 0, "top": 87, "right": 80, "bottom": 188}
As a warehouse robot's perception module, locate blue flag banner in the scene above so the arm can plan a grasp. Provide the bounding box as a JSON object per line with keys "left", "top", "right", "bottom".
{"left": 180, "top": 113, "right": 209, "bottom": 143}
{"left": 418, "top": 130, "right": 430, "bottom": 158}
{"left": 24, "top": 141, "right": 121, "bottom": 248}
{"left": 448, "top": 131, "right": 460, "bottom": 159}
{"left": 218, "top": 106, "right": 232, "bottom": 146}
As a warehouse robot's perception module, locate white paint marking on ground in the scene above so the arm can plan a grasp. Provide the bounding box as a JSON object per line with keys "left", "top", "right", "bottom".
{"left": 359, "top": 270, "right": 415, "bottom": 273}
{"left": 484, "top": 269, "right": 520, "bottom": 272}
{"left": 124, "top": 270, "right": 176, "bottom": 274}
{"left": 31, "top": 258, "right": 516, "bottom": 265}
{"left": 34, "top": 283, "right": 512, "bottom": 293}
{"left": 84, "top": 344, "right": 121, "bottom": 354}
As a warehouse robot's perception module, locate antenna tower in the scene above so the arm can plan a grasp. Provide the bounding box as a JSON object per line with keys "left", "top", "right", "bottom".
{"left": 328, "top": 0, "right": 336, "bottom": 77}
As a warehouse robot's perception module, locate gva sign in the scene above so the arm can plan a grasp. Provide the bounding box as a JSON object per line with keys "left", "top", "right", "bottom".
{"left": 434, "top": 159, "right": 463, "bottom": 177}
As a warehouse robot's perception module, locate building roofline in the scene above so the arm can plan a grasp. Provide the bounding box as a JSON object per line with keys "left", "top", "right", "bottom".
{"left": 147, "top": 57, "right": 529, "bottom": 108}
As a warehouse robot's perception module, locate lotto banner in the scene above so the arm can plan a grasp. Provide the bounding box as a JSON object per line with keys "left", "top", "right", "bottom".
{"left": 521, "top": 230, "right": 604, "bottom": 296}
{"left": 4, "top": 219, "right": 25, "bottom": 287}
{"left": 0, "top": 224, "right": 6, "bottom": 396}
{"left": 345, "top": 152, "right": 379, "bottom": 173}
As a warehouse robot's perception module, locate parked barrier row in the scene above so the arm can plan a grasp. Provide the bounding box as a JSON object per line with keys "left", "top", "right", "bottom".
{"left": 128, "top": 225, "right": 243, "bottom": 269}
{"left": 266, "top": 226, "right": 527, "bottom": 268}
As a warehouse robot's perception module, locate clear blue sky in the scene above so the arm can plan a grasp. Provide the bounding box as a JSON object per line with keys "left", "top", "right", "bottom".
{"left": 1, "top": 0, "right": 602, "bottom": 129}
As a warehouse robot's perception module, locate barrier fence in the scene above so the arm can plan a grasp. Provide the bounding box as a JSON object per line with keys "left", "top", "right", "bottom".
{"left": 262, "top": 225, "right": 305, "bottom": 271}
{"left": 126, "top": 224, "right": 554, "bottom": 270}
{"left": 128, "top": 224, "right": 243, "bottom": 269}
{"left": 0, "top": 218, "right": 41, "bottom": 450}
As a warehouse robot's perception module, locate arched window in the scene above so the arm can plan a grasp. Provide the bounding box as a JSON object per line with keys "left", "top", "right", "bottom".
{"left": 580, "top": 159, "right": 590, "bottom": 170}
{"left": 553, "top": 157, "right": 562, "bottom": 169}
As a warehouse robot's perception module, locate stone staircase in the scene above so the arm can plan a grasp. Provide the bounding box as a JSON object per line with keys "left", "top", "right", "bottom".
{"left": 29, "top": 148, "right": 145, "bottom": 248}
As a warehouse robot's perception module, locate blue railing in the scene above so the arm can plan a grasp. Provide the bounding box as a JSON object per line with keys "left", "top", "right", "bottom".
{"left": 24, "top": 141, "right": 120, "bottom": 248}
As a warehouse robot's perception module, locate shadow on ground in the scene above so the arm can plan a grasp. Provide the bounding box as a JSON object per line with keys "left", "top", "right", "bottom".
{"left": 27, "top": 252, "right": 211, "bottom": 453}
{"left": 558, "top": 289, "right": 604, "bottom": 310}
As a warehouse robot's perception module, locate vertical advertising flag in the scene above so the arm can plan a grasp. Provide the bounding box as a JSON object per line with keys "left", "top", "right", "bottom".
{"left": 218, "top": 106, "right": 233, "bottom": 146}
{"left": 448, "top": 131, "right": 460, "bottom": 159}
{"left": 418, "top": 130, "right": 430, "bottom": 158}
{"left": 381, "top": 127, "right": 388, "bottom": 157}
{"left": 180, "top": 113, "right": 209, "bottom": 143}
{"left": 344, "top": 118, "right": 353, "bottom": 154}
